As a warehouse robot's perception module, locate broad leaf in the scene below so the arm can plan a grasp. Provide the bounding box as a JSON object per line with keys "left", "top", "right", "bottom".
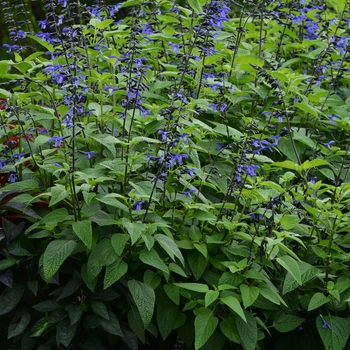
{"left": 236, "top": 311, "right": 257, "bottom": 350}
{"left": 194, "top": 308, "right": 218, "bottom": 350}
{"left": 308, "top": 293, "right": 331, "bottom": 311}
{"left": 139, "top": 248, "right": 169, "bottom": 274}
{"left": 240, "top": 284, "right": 259, "bottom": 308}
{"left": 317, "top": 315, "right": 350, "bottom": 350}
{"left": 72, "top": 220, "right": 92, "bottom": 249}
{"left": 220, "top": 296, "right": 246, "bottom": 322}
{"left": 276, "top": 255, "right": 302, "bottom": 286}
{"left": 43, "top": 240, "right": 77, "bottom": 282}
{"left": 8, "top": 310, "right": 31, "bottom": 338}
{"left": 103, "top": 258, "right": 128, "bottom": 290}
{"left": 128, "top": 280, "right": 155, "bottom": 329}
{"left": 56, "top": 320, "right": 77, "bottom": 347}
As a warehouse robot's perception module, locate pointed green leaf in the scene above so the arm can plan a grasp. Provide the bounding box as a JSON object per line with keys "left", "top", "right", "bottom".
{"left": 139, "top": 248, "right": 169, "bottom": 274}
{"left": 240, "top": 284, "right": 259, "bottom": 308}
{"left": 155, "top": 234, "right": 184, "bottom": 265}
{"left": 164, "top": 284, "right": 180, "bottom": 306}
{"left": 111, "top": 234, "right": 129, "bottom": 255}
{"left": 87, "top": 239, "right": 118, "bottom": 281}
{"left": 174, "top": 283, "right": 209, "bottom": 293}
{"left": 317, "top": 315, "right": 350, "bottom": 350}
{"left": 8, "top": 310, "right": 31, "bottom": 338}
{"left": 188, "top": 0, "right": 203, "bottom": 13}
{"left": 72, "top": 220, "right": 92, "bottom": 249}
{"left": 121, "top": 219, "right": 147, "bottom": 245}
{"left": 205, "top": 290, "right": 219, "bottom": 308}
{"left": 91, "top": 300, "right": 109, "bottom": 320}
{"left": 308, "top": 293, "right": 331, "bottom": 311}
{"left": 220, "top": 316, "right": 240, "bottom": 343}
{"left": 221, "top": 296, "right": 246, "bottom": 322}
{"left": 276, "top": 255, "right": 301, "bottom": 285}
{"left": 273, "top": 313, "right": 305, "bottom": 332}
{"left": 98, "top": 311, "right": 123, "bottom": 337}
{"left": 56, "top": 320, "right": 77, "bottom": 347}
{"left": 279, "top": 215, "right": 301, "bottom": 230}
{"left": 103, "top": 258, "right": 128, "bottom": 290}
{"left": 194, "top": 308, "right": 218, "bottom": 350}
{"left": 157, "top": 294, "right": 178, "bottom": 340}
{"left": 43, "top": 240, "right": 77, "bottom": 282}
{"left": 128, "top": 280, "right": 155, "bottom": 329}
{"left": 236, "top": 311, "right": 257, "bottom": 350}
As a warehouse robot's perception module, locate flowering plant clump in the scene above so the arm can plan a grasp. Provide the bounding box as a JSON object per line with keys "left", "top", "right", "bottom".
{"left": 0, "top": 0, "right": 350, "bottom": 349}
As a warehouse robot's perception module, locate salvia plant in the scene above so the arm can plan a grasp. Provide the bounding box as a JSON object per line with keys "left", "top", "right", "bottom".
{"left": 0, "top": 0, "right": 350, "bottom": 349}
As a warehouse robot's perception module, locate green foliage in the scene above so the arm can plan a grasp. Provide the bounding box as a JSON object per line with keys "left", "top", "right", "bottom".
{"left": 1, "top": 0, "right": 350, "bottom": 349}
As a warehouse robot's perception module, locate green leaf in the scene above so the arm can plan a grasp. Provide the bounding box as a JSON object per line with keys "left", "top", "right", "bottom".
{"left": 128, "top": 280, "right": 155, "bottom": 329}
{"left": 56, "top": 320, "right": 77, "bottom": 347}
{"left": 308, "top": 293, "right": 331, "bottom": 311}
{"left": 283, "top": 261, "right": 319, "bottom": 294}
{"left": 279, "top": 215, "right": 301, "bottom": 230}
{"left": 164, "top": 284, "right": 180, "bottom": 306}
{"left": 91, "top": 300, "right": 109, "bottom": 320}
{"left": 0, "top": 258, "right": 17, "bottom": 272}
{"left": 103, "top": 258, "right": 128, "bottom": 290}
{"left": 157, "top": 294, "right": 178, "bottom": 340}
{"left": 174, "top": 283, "right": 209, "bottom": 293}
{"left": 258, "top": 282, "right": 284, "bottom": 306}
{"left": 66, "top": 304, "right": 84, "bottom": 325}
{"left": 43, "top": 240, "right": 77, "bottom": 282}
{"left": 220, "top": 316, "right": 240, "bottom": 344}
{"left": 72, "top": 220, "right": 92, "bottom": 249}
{"left": 57, "top": 278, "right": 82, "bottom": 301}
{"left": 8, "top": 310, "right": 31, "bottom": 338}
{"left": 187, "top": 249, "right": 207, "bottom": 280}
{"left": 87, "top": 239, "right": 118, "bottom": 281}
{"left": 111, "top": 234, "right": 129, "bottom": 255}
{"left": 205, "top": 290, "right": 219, "bottom": 308}
{"left": 300, "top": 159, "right": 330, "bottom": 172}
{"left": 139, "top": 248, "right": 169, "bottom": 274}
{"left": 121, "top": 219, "right": 147, "bottom": 245}
{"left": 273, "top": 313, "right": 305, "bottom": 333}
{"left": 317, "top": 315, "right": 350, "bottom": 350}
{"left": 194, "top": 308, "right": 218, "bottom": 350}
{"left": 236, "top": 311, "right": 257, "bottom": 350}
{"left": 220, "top": 296, "right": 246, "bottom": 323}
{"left": 294, "top": 102, "right": 319, "bottom": 118}
{"left": 98, "top": 311, "right": 123, "bottom": 337}
{"left": 97, "top": 194, "right": 129, "bottom": 212}
{"left": 276, "top": 255, "right": 302, "bottom": 285}
{"left": 128, "top": 306, "right": 145, "bottom": 343}
{"left": 271, "top": 160, "right": 297, "bottom": 170}
{"left": 240, "top": 284, "right": 259, "bottom": 308}
{"left": 188, "top": 0, "right": 203, "bottom": 13}
{"left": 155, "top": 234, "right": 184, "bottom": 265}
{"left": 49, "top": 186, "right": 69, "bottom": 206}
{"left": 192, "top": 209, "right": 217, "bottom": 221}
{"left": 169, "top": 262, "right": 187, "bottom": 277}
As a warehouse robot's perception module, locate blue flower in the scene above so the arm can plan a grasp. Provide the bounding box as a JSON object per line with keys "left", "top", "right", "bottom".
{"left": 186, "top": 168, "right": 196, "bottom": 176}
{"left": 158, "top": 130, "right": 169, "bottom": 141}
{"left": 180, "top": 189, "right": 196, "bottom": 198}
{"left": 80, "top": 151, "right": 97, "bottom": 160}
{"left": 9, "top": 173, "right": 16, "bottom": 183}
{"left": 169, "top": 42, "right": 180, "bottom": 53}
{"left": 48, "top": 136, "right": 66, "bottom": 147}
{"left": 320, "top": 315, "right": 332, "bottom": 331}
{"left": 324, "top": 140, "right": 335, "bottom": 150}
{"left": 327, "top": 114, "right": 340, "bottom": 124}
{"left": 134, "top": 201, "right": 143, "bottom": 211}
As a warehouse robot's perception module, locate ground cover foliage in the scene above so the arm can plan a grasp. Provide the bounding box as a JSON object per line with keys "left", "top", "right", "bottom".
{"left": 0, "top": 0, "right": 350, "bottom": 349}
